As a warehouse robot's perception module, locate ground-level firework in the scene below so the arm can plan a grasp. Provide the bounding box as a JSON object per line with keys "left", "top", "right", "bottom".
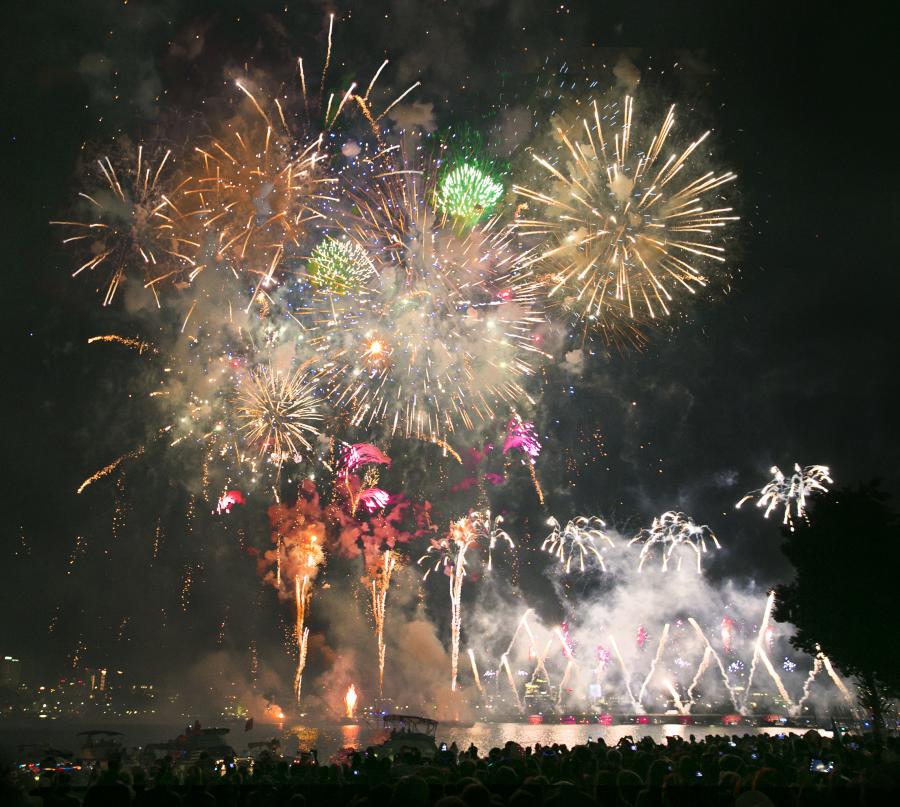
{"left": 420, "top": 511, "right": 514, "bottom": 691}
{"left": 488, "top": 594, "right": 854, "bottom": 720}
{"left": 265, "top": 484, "right": 327, "bottom": 704}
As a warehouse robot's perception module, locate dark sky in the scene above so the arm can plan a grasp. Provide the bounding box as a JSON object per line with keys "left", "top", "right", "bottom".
{"left": 2, "top": 1, "right": 897, "bottom": 688}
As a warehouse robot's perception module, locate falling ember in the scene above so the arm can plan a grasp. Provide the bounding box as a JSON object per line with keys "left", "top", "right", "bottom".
{"left": 344, "top": 684, "right": 358, "bottom": 718}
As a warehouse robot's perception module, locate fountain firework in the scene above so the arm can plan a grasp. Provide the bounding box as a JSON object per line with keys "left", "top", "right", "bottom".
{"left": 264, "top": 483, "right": 327, "bottom": 704}
{"left": 420, "top": 512, "right": 514, "bottom": 690}
{"left": 370, "top": 549, "right": 398, "bottom": 697}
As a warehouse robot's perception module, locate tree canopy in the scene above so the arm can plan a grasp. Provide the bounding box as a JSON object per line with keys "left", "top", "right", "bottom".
{"left": 775, "top": 483, "right": 900, "bottom": 703}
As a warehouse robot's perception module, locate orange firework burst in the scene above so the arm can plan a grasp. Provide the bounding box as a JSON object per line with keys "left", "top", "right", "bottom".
{"left": 52, "top": 143, "right": 194, "bottom": 306}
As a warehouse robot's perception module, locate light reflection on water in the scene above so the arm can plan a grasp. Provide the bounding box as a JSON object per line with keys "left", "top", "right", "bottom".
{"left": 0, "top": 721, "right": 829, "bottom": 763}
{"left": 284, "top": 722, "right": 828, "bottom": 759}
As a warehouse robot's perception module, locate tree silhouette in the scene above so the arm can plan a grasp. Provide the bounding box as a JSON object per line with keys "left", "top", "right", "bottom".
{"left": 774, "top": 483, "right": 900, "bottom": 743}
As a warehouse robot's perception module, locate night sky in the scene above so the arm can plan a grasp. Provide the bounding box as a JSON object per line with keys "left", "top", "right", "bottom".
{"left": 3, "top": 1, "right": 897, "bottom": 696}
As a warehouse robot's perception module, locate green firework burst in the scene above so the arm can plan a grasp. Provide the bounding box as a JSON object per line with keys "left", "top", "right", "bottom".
{"left": 435, "top": 163, "right": 504, "bottom": 224}
{"left": 307, "top": 237, "right": 375, "bottom": 295}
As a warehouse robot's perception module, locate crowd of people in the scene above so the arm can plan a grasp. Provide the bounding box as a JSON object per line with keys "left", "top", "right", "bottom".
{"left": 3, "top": 731, "right": 898, "bottom": 806}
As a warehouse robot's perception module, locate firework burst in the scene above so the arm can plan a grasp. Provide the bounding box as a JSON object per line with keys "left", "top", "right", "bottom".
{"left": 630, "top": 511, "right": 720, "bottom": 573}
{"left": 52, "top": 144, "right": 192, "bottom": 306}
{"left": 307, "top": 235, "right": 376, "bottom": 295}
{"left": 234, "top": 365, "right": 323, "bottom": 470}
{"left": 542, "top": 515, "right": 614, "bottom": 573}
{"left": 299, "top": 149, "right": 548, "bottom": 440}
{"left": 185, "top": 118, "right": 331, "bottom": 295}
{"left": 514, "top": 95, "right": 738, "bottom": 347}
{"left": 736, "top": 464, "right": 832, "bottom": 531}
{"left": 435, "top": 162, "right": 505, "bottom": 225}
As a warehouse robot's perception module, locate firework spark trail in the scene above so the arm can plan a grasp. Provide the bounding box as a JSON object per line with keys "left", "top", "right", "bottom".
{"left": 687, "top": 618, "right": 742, "bottom": 712}
{"left": 528, "top": 464, "right": 545, "bottom": 506}
{"left": 686, "top": 646, "right": 714, "bottom": 709}
{"left": 513, "top": 95, "right": 737, "bottom": 347}
{"left": 552, "top": 625, "right": 578, "bottom": 708}
{"left": 422, "top": 436, "right": 463, "bottom": 464}
{"left": 88, "top": 334, "right": 158, "bottom": 354}
{"left": 542, "top": 515, "right": 614, "bottom": 573}
{"left": 630, "top": 511, "right": 720, "bottom": 573}
{"left": 502, "top": 413, "right": 545, "bottom": 502}
{"left": 743, "top": 592, "right": 793, "bottom": 710}
{"left": 820, "top": 651, "right": 854, "bottom": 705}
{"left": 420, "top": 513, "right": 514, "bottom": 690}
{"left": 736, "top": 464, "right": 832, "bottom": 531}
{"left": 371, "top": 549, "right": 397, "bottom": 697}
{"left": 498, "top": 609, "right": 535, "bottom": 707}
{"left": 556, "top": 659, "right": 577, "bottom": 708}
{"left": 637, "top": 623, "right": 670, "bottom": 707}
{"left": 528, "top": 636, "right": 556, "bottom": 692}
{"left": 608, "top": 634, "right": 641, "bottom": 712}
{"left": 266, "top": 486, "right": 326, "bottom": 704}
{"left": 499, "top": 655, "right": 521, "bottom": 709}
{"left": 294, "top": 575, "right": 311, "bottom": 703}
{"left": 467, "top": 649, "right": 484, "bottom": 694}
{"left": 76, "top": 446, "right": 145, "bottom": 494}
{"left": 663, "top": 679, "right": 689, "bottom": 715}
{"left": 448, "top": 562, "right": 464, "bottom": 692}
